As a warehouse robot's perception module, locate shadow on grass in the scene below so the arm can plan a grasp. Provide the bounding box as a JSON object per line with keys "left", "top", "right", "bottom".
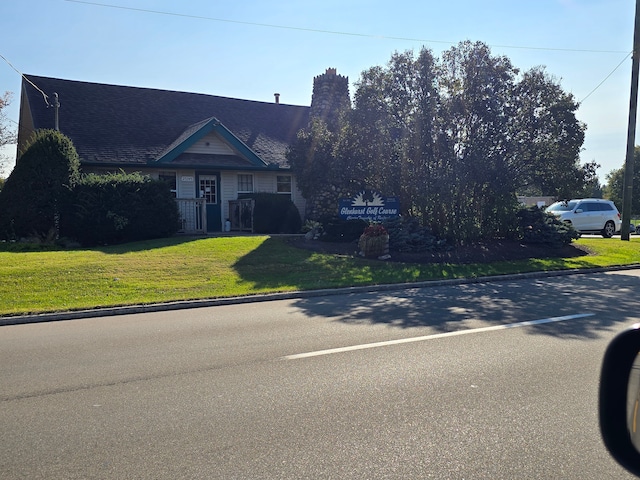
{"left": 231, "top": 237, "right": 637, "bottom": 339}
{"left": 94, "top": 235, "right": 209, "bottom": 254}
{"left": 0, "top": 235, "right": 208, "bottom": 254}
{"left": 232, "top": 237, "right": 348, "bottom": 289}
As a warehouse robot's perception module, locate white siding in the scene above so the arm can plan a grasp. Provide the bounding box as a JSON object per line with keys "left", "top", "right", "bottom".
{"left": 177, "top": 173, "right": 196, "bottom": 198}
{"left": 218, "top": 171, "right": 307, "bottom": 222}
{"left": 147, "top": 169, "right": 196, "bottom": 198}
{"left": 254, "top": 173, "right": 272, "bottom": 192}
{"left": 142, "top": 169, "right": 307, "bottom": 224}
{"left": 220, "top": 171, "right": 236, "bottom": 221}
{"left": 185, "top": 132, "right": 235, "bottom": 155}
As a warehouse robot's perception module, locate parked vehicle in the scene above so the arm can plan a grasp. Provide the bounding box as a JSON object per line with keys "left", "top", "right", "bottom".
{"left": 545, "top": 199, "right": 621, "bottom": 238}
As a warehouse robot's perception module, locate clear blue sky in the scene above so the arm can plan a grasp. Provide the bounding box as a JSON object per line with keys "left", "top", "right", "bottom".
{"left": 0, "top": 0, "right": 635, "bottom": 184}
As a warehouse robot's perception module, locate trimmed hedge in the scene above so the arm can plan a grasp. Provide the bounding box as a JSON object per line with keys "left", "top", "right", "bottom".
{"left": 62, "top": 172, "right": 180, "bottom": 246}
{"left": 241, "top": 193, "right": 301, "bottom": 234}
{"left": 0, "top": 129, "right": 80, "bottom": 240}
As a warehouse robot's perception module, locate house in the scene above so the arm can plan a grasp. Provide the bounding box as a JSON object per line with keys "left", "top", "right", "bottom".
{"left": 16, "top": 74, "right": 314, "bottom": 233}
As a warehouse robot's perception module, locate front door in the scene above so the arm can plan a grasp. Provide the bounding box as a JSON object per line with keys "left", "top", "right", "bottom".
{"left": 198, "top": 174, "right": 222, "bottom": 232}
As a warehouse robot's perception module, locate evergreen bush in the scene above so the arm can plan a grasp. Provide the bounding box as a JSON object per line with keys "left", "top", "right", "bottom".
{"left": 243, "top": 193, "right": 301, "bottom": 234}
{"left": 382, "top": 216, "right": 446, "bottom": 252}
{"left": 516, "top": 206, "right": 579, "bottom": 247}
{"left": 0, "top": 129, "right": 80, "bottom": 240}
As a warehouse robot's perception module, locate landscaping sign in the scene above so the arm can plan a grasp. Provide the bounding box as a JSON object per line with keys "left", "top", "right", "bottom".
{"left": 338, "top": 191, "right": 400, "bottom": 222}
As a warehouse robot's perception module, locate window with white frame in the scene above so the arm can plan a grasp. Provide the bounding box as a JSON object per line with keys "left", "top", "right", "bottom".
{"left": 237, "top": 174, "right": 254, "bottom": 194}
{"left": 276, "top": 175, "right": 292, "bottom": 197}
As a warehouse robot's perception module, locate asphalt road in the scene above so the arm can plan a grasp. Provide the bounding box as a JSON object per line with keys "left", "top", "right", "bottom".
{"left": 2, "top": 269, "right": 640, "bottom": 479}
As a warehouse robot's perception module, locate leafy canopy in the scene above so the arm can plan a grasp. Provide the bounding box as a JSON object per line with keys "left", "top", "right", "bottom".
{"left": 289, "top": 41, "right": 591, "bottom": 244}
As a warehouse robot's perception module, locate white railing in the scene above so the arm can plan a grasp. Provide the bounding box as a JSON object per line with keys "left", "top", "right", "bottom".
{"left": 176, "top": 198, "right": 206, "bottom": 234}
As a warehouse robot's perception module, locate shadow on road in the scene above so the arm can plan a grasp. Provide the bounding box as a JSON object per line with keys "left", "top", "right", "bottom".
{"left": 289, "top": 270, "right": 638, "bottom": 340}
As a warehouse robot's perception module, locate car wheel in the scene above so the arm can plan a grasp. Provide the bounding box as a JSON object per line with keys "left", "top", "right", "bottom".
{"left": 602, "top": 221, "right": 616, "bottom": 238}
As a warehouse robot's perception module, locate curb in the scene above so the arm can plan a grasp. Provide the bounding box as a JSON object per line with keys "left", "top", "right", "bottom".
{"left": 2, "top": 264, "right": 639, "bottom": 327}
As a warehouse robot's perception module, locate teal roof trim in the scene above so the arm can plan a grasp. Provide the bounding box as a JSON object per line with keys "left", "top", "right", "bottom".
{"left": 153, "top": 117, "right": 269, "bottom": 167}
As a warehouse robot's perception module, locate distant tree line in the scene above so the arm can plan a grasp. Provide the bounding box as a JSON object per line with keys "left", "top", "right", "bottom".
{"left": 605, "top": 146, "right": 640, "bottom": 216}
{"left": 288, "top": 41, "right": 598, "bottom": 244}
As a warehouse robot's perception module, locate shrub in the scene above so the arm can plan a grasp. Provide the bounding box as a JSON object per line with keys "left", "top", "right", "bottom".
{"left": 516, "top": 206, "right": 579, "bottom": 247}
{"left": 382, "top": 216, "right": 446, "bottom": 252}
{"left": 63, "top": 172, "right": 180, "bottom": 246}
{"left": 358, "top": 223, "right": 390, "bottom": 258}
{"left": 0, "top": 129, "right": 80, "bottom": 240}
{"left": 242, "top": 193, "right": 301, "bottom": 234}
{"left": 319, "top": 217, "right": 368, "bottom": 242}
{"left": 361, "top": 224, "right": 388, "bottom": 238}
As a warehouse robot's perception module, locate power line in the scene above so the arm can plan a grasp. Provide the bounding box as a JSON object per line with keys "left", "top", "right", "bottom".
{"left": 580, "top": 52, "right": 633, "bottom": 103}
{"left": 65, "top": 0, "right": 628, "bottom": 55}
{"left": 0, "top": 53, "right": 50, "bottom": 106}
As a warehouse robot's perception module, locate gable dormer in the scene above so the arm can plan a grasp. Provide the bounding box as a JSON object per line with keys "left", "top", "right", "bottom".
{"left": 153, "top": 117, "right": 269, "bottom": 168}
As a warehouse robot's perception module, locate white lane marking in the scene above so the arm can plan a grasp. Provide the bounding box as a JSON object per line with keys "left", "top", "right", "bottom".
{"left": 283, "top": 313, "right": 595, "bottom": 360}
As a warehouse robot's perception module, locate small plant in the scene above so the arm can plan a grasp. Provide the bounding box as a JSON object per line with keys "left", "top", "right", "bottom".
{"left": 302, "top": 220, "right": 323, "bottom": 240}
{"left": 359, "top": 223, "right": 390, "bottom": 258}
{"left": 302, "top": 219, "right": 322, "bottom": 233}
{"left": 362, "top": 224, "right": 388, "bottom": 237}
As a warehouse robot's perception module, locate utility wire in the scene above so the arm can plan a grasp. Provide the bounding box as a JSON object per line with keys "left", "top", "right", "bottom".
{"left": 65, "top": 0, "right": 628, "bottom": 55}
{"left": 580, "top": 51, "right": 633, "bottom": 103}
{"left": 0, "top": 53, "right": 49, "bottom": 106}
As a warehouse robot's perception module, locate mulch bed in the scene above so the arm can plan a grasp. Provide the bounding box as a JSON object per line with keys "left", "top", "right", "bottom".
{"left": 286, "top": 237, "right": 592, "bottom": 264}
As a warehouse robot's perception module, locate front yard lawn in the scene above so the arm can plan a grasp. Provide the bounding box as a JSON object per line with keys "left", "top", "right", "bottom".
{"left": 0, "top": 236, "right": 638, "bottom": 317}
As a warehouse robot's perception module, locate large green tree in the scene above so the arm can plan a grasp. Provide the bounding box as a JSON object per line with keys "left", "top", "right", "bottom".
{"left": 437, "top": 41, "right": 521, "bottom": 240}
{"left": 0, "top": 129, "right": 80, "bottom": 239}
{"left": 290, "top": 42, "right": 592, "bottom": 243}
{"left": 286, "top": 119, "right": 337, "bottom": 201}
{"left": 605, "top": 146, "right": 640, "bottom": 215}
{"left": 338, "top": 49, "right": 441, "bottom": 221}
{"left": 511, "top": 67, "right": 588, "bottom": 198}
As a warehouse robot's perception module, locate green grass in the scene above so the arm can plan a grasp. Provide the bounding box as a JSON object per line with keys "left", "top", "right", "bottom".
{"left": 1, "top": 236, "right": 639, "bottom": 317}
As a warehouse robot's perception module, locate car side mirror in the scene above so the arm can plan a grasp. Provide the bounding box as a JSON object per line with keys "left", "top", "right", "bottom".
{"left": 575, "top": 208, "right": 583, "bottom": 214}
{"left": 599, "top": 324, "right": 640, "bottom": 476}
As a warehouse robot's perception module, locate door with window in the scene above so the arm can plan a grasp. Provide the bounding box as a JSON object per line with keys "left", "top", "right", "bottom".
{"left": 198, "top": 174, "right": 222, "bottom": 232}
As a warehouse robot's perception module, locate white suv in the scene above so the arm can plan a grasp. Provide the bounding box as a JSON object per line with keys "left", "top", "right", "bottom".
{"left": 546, "top": 199, "right": 622, "bottom": 238}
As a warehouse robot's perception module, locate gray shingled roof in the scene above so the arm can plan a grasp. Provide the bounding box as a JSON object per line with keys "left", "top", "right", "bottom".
{"left": 20, "top": 75, "right": 310, "bottom": 169}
